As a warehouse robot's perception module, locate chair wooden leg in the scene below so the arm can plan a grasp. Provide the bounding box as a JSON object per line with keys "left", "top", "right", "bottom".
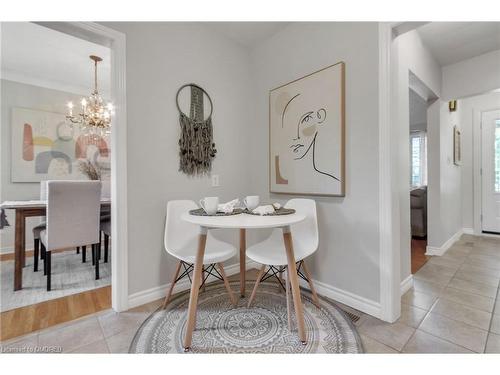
{"left": 92, "top": 243, "right": 95, "bottom": 265}
{"left": 34, "top": 239, "right": 39, "bottom": 272}
{"left": 247, "top": 265, "right": 266, "bottom": 308}
{"left": 218, "top": 263, "right": 236, "bottom": 306}
{"left": 82, "top": 245, "right": 86, "bottom": 263}
{"left": 162, "top": 261, "right": 182, "bottom": 309}
{"left": 76, "top": 246, "right": 80, "bottom": 254}
{"left": 301, "top": 261, "right": 320, "bottom": 307}
{"left": 46, "top": 251, "right": 51, "bottom": 291}
{"left": 286, "top": 268, "right": 293, "bottom": 331}
{"left": 93, "top": 244, "right": 100, "bottom": 280}
{"left": 104, "top": 234, "right": 109, "bottom": 263}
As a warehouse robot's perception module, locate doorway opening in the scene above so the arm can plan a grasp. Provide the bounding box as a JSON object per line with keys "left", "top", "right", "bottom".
{"left": 0, "top": 22, "right": 127, "bottom": 341}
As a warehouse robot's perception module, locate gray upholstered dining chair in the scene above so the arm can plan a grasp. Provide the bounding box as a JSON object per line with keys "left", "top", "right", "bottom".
{"left": 39, "top": 180, "right": 102, "bottom": 291}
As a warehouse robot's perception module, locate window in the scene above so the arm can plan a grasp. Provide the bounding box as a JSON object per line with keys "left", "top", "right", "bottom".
{"left": 410, "top": 132, "right": 427, "bottom": 187}
{"left": 495, "top": 120, "right": 500, "bottom": 192}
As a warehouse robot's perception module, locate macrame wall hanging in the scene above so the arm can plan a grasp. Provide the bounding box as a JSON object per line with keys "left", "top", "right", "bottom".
{"left": 176, "top": 83, "right": 217, "bottom": 176}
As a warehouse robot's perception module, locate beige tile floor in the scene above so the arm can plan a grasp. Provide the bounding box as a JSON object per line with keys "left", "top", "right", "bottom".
{"left": 1, "top": 234, "right": 499, "bottom": 353}
{"left": 358, "top": 234, "right": 500, "bottom": 353}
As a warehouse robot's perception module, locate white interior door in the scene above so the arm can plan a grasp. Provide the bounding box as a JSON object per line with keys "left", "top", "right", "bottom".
{"left": 481, "top": 109, "right": 500, "bottom": 233}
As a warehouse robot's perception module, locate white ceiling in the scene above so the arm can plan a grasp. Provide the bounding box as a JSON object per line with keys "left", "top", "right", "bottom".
{"left": 417, "top": 22, "right": 500, "bottom": 66}
{"left": 203, "top": 22, "right": 289, "bottom": 47}
{"left": 1, "top": 22, "right": 110, "bottom": 96}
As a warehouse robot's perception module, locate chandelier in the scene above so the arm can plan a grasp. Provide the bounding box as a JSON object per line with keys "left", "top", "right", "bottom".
{"left": 66, "top": 55, "right": 113, "bottom": 136}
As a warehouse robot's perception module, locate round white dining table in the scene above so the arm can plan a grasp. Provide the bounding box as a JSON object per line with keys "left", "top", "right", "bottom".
{"left": 180, "top": 211, "right": 307, "bottom": 350}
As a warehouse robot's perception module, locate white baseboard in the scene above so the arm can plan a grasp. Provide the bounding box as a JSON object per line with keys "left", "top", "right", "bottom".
{"left": 400, "top": 275, "right": 413, "bottom": 296}
{"left": 462, "top": 228, "right": 474, "bottom": 235}
{"left": 127, "top": 260, "right": 259, "bottom": 309}
{"left": 0, "top": 246, "right": 14, "bottom": 255}
{"left": 426, "top": 229, "right": 463, "bottom": 256}
{"left": 297, "top": 276, "right": 381, "bottom": 319}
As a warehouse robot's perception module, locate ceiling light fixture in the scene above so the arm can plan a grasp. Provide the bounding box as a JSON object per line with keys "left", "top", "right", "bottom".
{"left": 66, "top": 55, "right": 113, "bottom": 136}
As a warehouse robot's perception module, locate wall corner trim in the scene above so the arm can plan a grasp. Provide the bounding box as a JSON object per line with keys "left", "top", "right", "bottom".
{"left": 462, "top": 228, "right": 474, "bottom": 235}
{"left": 400, "top": 275, "right": 414, "bottom": 296}
{"left": 425, "top": 229, "right": 463, "bottom": 256}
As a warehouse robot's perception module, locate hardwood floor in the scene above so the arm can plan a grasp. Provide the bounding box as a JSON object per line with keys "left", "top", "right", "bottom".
{"left": 411, "top": 237, "right": 429, "bottom": 274}
{"left": 0, "top": 286, "right": 111, "bottom": 341}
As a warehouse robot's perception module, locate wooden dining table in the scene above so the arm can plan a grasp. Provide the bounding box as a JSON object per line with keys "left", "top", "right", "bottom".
{"left": 0, "top": 199, "right": 111, "bottom": 291}
{"left": 181, "top": 211, "right": 307, "bottom": 350}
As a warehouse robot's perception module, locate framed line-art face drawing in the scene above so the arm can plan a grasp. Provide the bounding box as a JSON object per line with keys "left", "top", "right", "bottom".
{"left": 269, "top": 62, "right": 345, "bottom": 196}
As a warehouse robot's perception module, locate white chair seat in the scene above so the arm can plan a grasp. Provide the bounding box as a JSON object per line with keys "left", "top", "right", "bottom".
{"left": 167, "top": 232, "right": 237, "bottom": 264}
{"left": 246, "top": 229, "right": 313, "bottom": 266}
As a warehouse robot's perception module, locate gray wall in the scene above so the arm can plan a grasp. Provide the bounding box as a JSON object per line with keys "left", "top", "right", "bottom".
{"left": 0, "top": 79, "right": 84, "bottom": 252}
{"left": 104, "top": 22, "right": 259, "bottom": 296}
{"left": 249, "top": 23, "right": 381, "bottom": 303}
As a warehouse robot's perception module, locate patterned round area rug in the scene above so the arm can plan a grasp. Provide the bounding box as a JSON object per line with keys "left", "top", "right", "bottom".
{"left": 129, "top": 281, "right": 363, "bottom": 353}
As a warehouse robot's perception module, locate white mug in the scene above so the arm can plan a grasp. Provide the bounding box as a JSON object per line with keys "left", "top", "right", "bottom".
{"left": 244, "top": 195, "right": 259, "bottom": 210}
{"left": 199, "top": 197, "right": 219, "bottom": 215}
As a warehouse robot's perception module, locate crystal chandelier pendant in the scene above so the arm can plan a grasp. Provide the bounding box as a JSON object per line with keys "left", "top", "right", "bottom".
{"left": 66, "top": 55, "right": 113, "bottom": 137}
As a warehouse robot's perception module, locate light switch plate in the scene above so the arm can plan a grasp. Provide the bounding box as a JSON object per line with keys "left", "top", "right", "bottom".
{"left": 211, "top": 174, "right": 220, "bottom": 187}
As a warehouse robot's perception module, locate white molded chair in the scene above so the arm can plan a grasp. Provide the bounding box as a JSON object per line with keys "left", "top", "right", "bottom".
{"left": 162, "top": 200, "right": 237, "bottom": 308}
{"left": 246, "top": 199, "right": 320, "bottom": 318}
{"left": 40, "top": 181, "right": 102, "bottom": 291}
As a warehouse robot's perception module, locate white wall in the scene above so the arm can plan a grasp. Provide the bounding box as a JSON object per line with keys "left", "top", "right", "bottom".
{"left": 442, "top": 49, "right": 500, "bottom": 100}
{"left": 436, "top": 102, "right": 462, "bottom": 246}
{"left": 250, "top": 22, "right": 382, "bottom": 306}
{"left": 392, "top": 30, "right": 441, "bottom": 280}
{"left": 104, "top": 22, "right": 258, "bottom": 296}
{"left": 459, "top": 92, "right": 500, "bottom": 231}
{"left": 0, "top": 79, "right": 85, "bottom": 253}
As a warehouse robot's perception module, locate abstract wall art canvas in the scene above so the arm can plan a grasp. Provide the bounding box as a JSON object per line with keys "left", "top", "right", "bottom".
{"left": 11, "top": 107, "right": 111, "bottom": 182}
{"left": 269, "top": 62, "right": 345, "bottom": 196}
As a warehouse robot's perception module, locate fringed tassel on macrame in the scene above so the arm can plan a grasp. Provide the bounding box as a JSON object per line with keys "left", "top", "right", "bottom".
{"left": 178, "top": 114, "right": 216, "bottom": 176}
{"left": 178, "top": 84, "right": 216, "bottom": 176}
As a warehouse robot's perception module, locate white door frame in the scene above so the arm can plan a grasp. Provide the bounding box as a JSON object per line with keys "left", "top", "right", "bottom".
{"left": 473, "top": 107, "right": 500, "bottom": 236}
{"left": 37, "top": 22, "right": 129, "bottom": 311}
{"left": 378, "top": 23, "right": 400, "bottom": 322}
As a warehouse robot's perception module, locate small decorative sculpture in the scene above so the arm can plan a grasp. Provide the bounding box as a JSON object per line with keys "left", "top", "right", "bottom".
{"left": 176, "top": 83, "right": 217, "bottom": 176}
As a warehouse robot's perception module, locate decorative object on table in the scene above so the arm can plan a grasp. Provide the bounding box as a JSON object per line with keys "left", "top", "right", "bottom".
{"left": 78, "top": 159, "right": 101, "bottom": 180}
{"left": 218, "top": 198, "right": 240, "bottom": 213}
{"left": 66, "top": 55, "right": 113, "bottom": 137}
{"left": 247, "top": 204, "right": 295, "bottom": 216}
{"left": 176, "top": 83, "right": 217, "bottom": 176}
{"left": 10, "top": 107, "right": 110, "bottom": 182}
{"left": 449, "top": 100, "right": 457, "bottom": 112}
{"left": 269, "top": 62, "right": 345, "bottom": 196}
{"left": 243, "top": 195, "right": 259, "bottom": 211}
{"left": 198, "top": 196, "right": 219, "bottom": 215}
{"left": 453, "top": 126, "right": 462, "bottom": 166}
{"left": 189, "top": 208, "right": 244, "bottom": 216}
{"left": 129, "top": 281, "right": 363, "bottom": 353}
{"left": 191, "top": 198, "right": 243, "bottom": 216}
